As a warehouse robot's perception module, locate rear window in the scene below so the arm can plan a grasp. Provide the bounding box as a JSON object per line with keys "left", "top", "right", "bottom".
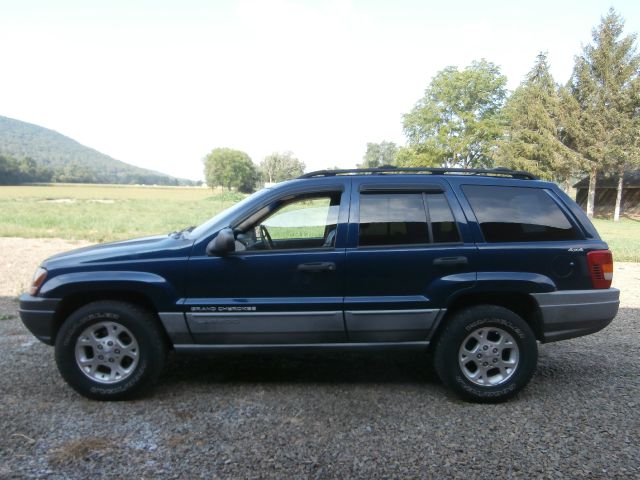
{"left": 462, "top": 185, "right": 579, "bottom": 242}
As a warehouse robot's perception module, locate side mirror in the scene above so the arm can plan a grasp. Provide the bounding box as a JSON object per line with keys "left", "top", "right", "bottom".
{"left": 206, "top": 227, "right": 236, "bottom": 256}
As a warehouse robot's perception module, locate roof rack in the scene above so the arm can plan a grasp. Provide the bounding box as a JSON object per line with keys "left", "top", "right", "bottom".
{"left": 299, "top": 166, "right": 538, "bottom": 180}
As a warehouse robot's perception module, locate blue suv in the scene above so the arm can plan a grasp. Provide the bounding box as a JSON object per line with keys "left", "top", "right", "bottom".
{"left": 19, "top": 168, "right": 620, "bottom": 402}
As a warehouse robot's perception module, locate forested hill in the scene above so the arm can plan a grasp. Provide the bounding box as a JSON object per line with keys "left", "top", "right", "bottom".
{"left": 0, "top": 115, "right": 194, "bottom": 185}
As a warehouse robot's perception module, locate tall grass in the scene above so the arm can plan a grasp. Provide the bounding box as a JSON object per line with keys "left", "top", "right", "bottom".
{"left": 592, "top": 218, "right": 640, "bottom": 263}
{"left": 0, "top": 184, "right": 246, "bottom": 242}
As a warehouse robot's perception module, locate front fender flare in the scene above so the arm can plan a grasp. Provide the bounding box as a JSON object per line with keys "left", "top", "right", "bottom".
{"left": 40, "top": 270, "right": 180, "bottom": 311}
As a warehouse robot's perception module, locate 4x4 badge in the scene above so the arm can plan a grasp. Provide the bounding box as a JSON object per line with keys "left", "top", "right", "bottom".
{"left": 568, "top": 247, "right": 584, "bottom": 252}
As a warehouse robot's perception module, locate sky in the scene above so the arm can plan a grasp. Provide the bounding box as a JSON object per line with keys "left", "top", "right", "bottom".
{"left": 1, "top": 0, "right": 639, "bottom": 181}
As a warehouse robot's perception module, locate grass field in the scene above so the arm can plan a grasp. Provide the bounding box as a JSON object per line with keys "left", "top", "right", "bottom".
{"left": 0, "top": 184, "right": 245, "bottom": 242}
{"left": 592, "top": 218, "right": 640, "bottom": 263}
{"left": 0, "top": 184, "right": 639, "bottom": 261}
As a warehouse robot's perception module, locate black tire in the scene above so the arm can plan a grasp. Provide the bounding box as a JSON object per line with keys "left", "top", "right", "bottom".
{"left": 434, "top": 305, "right": 537, "bottom": 403}
{"left": 55, "top": 301, "right": 167, "bottom": 400}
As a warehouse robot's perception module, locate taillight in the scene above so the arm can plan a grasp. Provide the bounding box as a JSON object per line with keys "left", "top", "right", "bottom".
{"left": 587, "top": 250, "right": 613, "bottom": 289}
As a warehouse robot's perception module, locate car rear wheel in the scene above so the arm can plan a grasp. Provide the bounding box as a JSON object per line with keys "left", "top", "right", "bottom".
{"left": 55, "top": 301, "right": 167, "bottom": 400}
{"left": 434, "top": 305, "right": 538, "bottom": 403}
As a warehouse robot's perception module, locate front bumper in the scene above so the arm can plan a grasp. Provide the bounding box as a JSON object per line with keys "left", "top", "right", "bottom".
{"left": 18, "top": 294, "right": 61, "bottom": 345}
{"left": 532, "top": 288, "right": 620, "bottom": 342}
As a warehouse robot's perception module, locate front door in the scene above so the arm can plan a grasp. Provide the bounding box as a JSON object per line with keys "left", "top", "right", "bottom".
{"left": 344, "top": 178, "right": 476, "bottom": 342}
{"left": 186, "top": 186, "right": 349, "bottom": 344}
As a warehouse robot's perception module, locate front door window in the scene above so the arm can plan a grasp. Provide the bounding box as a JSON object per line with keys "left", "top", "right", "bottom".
{"left": 237, "top": 192, "right": 341, "bottom": 251}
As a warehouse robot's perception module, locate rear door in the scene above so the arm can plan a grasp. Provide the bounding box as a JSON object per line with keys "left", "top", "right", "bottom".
{"left": 344, "top": 177, "right": 477, "bottom": 342}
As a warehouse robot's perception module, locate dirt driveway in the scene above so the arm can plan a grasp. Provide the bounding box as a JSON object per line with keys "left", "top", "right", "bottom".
{"left": 1, "top": 238, "right": 639, "bottom": 478}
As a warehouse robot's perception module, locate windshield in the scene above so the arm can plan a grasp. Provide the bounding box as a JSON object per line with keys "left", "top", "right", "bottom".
{"left": 187, "top": 187, "right": 274, "bottom": 239}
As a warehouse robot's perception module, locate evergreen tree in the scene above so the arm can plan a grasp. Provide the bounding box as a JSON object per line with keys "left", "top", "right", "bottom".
{"left": 496, "top": 52, "right": 578, "bottom": 186}
{"left": 566, "top": 8, "right": 640, "bottom": 218}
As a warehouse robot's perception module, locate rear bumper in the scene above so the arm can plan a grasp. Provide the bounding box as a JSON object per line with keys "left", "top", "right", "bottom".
{"left": 18, "top": 294, "right": 61, "bottom": 346}
{"left": 532, "top": 288, "right": 620, "bottom": 343}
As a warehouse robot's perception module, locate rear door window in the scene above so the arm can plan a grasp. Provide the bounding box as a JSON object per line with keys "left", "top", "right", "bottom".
{"left": 426, "top": 193, "right": 461, "bottom": 243}
{"left": 359, "top": 193, "right": 428, "bottom": 246}
{"left": 462, "top": 185, "right": 579, "bottom": 242}
{"left": 358, "top": 192, "right": 460, "bottom": 246}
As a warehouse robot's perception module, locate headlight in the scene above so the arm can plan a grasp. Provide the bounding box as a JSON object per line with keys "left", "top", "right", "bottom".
{"left": 29, "top": 267, "right": 48, "bottom": 296}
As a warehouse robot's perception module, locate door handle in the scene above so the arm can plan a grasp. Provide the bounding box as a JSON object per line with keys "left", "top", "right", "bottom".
{"left": 297, "top": 262, "right": 336, "bottom": 272}
{"left": 433, "top": 256, "right": 468, "bottom": 266}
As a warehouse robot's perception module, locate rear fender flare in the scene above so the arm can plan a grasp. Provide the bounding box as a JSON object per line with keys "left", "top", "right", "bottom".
{"left": 470, "top": 272, "right": 556, "bottom": 295}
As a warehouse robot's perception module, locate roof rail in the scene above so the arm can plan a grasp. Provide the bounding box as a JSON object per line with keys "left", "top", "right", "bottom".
{"left": 299, "top": 166, "right": 538, "bottom": 180}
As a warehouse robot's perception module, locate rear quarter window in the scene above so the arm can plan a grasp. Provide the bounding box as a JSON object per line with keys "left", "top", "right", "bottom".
{"left": 462, "top": 185, "right": 580, "bottom": 242}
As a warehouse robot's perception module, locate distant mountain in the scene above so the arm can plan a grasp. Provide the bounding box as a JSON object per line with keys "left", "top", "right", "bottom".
{"left": 0, "top": 115, "right": 194, "bottom": 185}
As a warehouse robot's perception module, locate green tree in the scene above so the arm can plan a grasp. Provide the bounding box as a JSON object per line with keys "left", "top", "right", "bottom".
{"left": 566, "top": 8, "right": 640, "bottom": 218}
{"left": 259, "top": 151, "right": 305, "bottom": 183}
{"left": 17, "top": 156, "right": 37, "bottom": 177}
{"left": 0, "top": 154, "right": 20, "bottom": 184}
{"left": 403, "top": 59, "right": 507, "bottom": 169}
{"left": 394, "top": 146, "right": 440, "bottom": 167}
{"left": 53, "top": 162, "right": 97, "bottom": 183}
{"left": 359, "top": 141, "right": 399, "bottom": 168}
{"left": 0, "top": 154, "right": 52, "bottom": 183}
{"left": 496, "top": 52, "right": 578, "bottom": 186}
{"left": 204, "top": 148, "right": 259, "bottom": 193}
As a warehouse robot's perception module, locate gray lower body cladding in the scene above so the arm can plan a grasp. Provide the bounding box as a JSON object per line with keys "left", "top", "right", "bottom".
{"left": 18, "top": 294, "right": 61, "bottom": 345}
{"left": 160, "top": 288, "right": 620, "bottom": 348}
{"left": 159, "top": 309, "right": 444, "bottom": 346}
{"left": 532, "top": 288, "right": 620, "bottom": 342}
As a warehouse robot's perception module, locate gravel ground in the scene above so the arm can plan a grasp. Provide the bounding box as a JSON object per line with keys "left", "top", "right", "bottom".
{"left": 0, "top": 238, "right": 639, "bottom": 478}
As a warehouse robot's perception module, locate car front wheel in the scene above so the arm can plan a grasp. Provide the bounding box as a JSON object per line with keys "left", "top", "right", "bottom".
{"left": 434, "top": 305, "right": 538, "bottom": 403}
{"left": 55, "top": 301, "right": 167, "bottom": 400}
